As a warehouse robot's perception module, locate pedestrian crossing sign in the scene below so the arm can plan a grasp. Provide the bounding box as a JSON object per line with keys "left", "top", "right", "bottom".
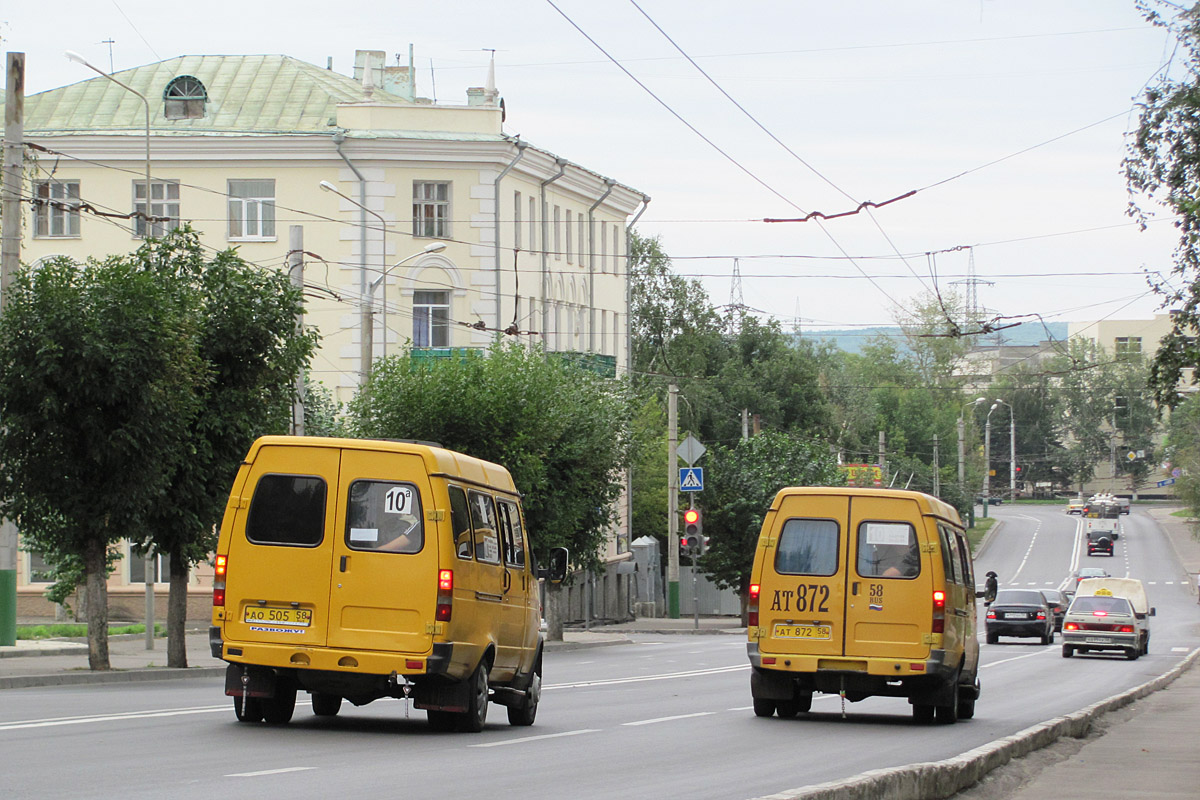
{"left": 680, "top": 467, "right": 704, "bottom": 492}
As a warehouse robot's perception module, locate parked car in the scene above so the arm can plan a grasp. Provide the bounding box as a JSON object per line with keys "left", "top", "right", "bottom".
{"left": 975, "top": 496, "right": 1003, "bottom": 506}
{"left": 985, "top": 589, "right": 1054, "bottom": 645}
{"left": 1040, "top": 589, "right": 1069, "bottom": 632}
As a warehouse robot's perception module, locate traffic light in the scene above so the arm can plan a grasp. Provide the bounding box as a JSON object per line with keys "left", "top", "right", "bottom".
{"left": 682, "top": 508, "right": 703, "bottom": 554}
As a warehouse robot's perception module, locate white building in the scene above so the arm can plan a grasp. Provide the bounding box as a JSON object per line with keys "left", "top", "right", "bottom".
{"left": 8, "top": 49, "right": 646, "bottom": 618}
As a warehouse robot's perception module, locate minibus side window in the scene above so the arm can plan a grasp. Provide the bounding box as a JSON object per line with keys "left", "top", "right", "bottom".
{"left": 448, "top": 485, "right": 473, "bottom": 560}
{"left": 344, "top": 480, "right": 423, "bottom": 553}
{"left": 857, "top": 521, "right": 920, "bottom": 579}
{"left": 468, "top": 490, "right": 501, "bottom": 564}
{"left": 774, "top": 518, "right": 839, "bottom": 576}
{"left": 955, "top": 530, "right": 974, "bottom": 588}
{"left": 246, "top": 474, "right": 326, "bottom": 547}
{"left": 939, "top": 525, "right": 963, "bottom": 585}
{"left": 498, "top": 499, "right": 527, "bottom": 569}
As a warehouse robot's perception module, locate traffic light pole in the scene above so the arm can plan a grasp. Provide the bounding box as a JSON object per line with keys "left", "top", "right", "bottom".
{"left": 667, "top": 385, "right": 679, "bottom": 618}
{"left": 690, "top": 497, "right": 699, "bottom": 631}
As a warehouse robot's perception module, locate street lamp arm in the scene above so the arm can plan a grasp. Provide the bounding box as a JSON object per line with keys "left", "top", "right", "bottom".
{"left": 369, "top": 242, "right": 448, "bottom": 293}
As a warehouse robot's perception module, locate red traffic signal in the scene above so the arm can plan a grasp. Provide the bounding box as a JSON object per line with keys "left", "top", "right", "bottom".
{"left": 683, "top": 508, "right": 700, "bottom": 526}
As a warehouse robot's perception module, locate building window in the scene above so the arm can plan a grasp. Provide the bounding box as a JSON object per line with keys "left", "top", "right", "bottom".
{"left": 529, "top": 196, "right": 536, "bottom": 252}
{"left": 601, "top": 221, "right": 609, "bottom": 274}
{"left": 413, "top": 290, "right": 450, "bottom": 347}
{"left": 27, "top": 550, "right": 54, "bottom": 583}
{"left": 128, "top": 549, "right": 170, "bottom": 583}
{"left": 227, "top": 179, "right": 276, "bottom": 240}
{"left": 1115, "top": 337, "right": 1142, "bottom": 359}
{"left": 413, "top": 181, "right": 451, "bottom": 238}
{"left": 133, "top": 179, "right": 180, "bottom": 238}
{"left": 613, "top": 224, "right": 621, "bottom": 275}
{"left": 565, "top": 209, "right": 573, "bottom": 264}
{"left": 554, "top": 205, "right": 562, "bottom": 261}
{"left": 163, "top": 75, "right": 207, "bottom": 120}
{"left": 514, "top": 191, "right": 522, "bottom": 249}
{"left": 33, "top": 180, "right": 81, "bottom": 237}
{"left": 579, "top": 216, "right": 586, "bottom": 265}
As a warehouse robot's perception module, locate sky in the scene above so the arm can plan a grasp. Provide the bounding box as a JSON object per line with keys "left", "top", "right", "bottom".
{"left": 0, "top": 1, "right": 1188, "bottom": 339}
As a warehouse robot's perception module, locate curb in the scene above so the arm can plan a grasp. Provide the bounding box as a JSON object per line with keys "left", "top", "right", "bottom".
{"left": 751, "top": 647, "right": 1200, "bottom": 800}
{"left": 1145, "top": 507, "right": 1199, "bottom": 598}
{"left": 0, "top": 665, "right": 227, "bottom": 691}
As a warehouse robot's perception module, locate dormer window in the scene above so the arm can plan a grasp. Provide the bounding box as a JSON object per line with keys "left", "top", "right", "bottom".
{"left": 163, "top": 75, "right": 207, "bottom": 120}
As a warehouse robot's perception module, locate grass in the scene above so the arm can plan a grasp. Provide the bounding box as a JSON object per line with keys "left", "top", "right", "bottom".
{"left": 16, "top": 623, "right": 164, "bottom": 640}
{"left": 1171, "top": 508, "right": 1194, "bottom": 518}
{"left": 966, "top": 516, "right": 996, "bottom": 554}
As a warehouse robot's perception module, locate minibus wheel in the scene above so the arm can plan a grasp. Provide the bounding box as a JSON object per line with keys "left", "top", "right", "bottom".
{"left": 935, "top": 672, "right": 961, "bottom": 724}
{"left": 507, "top": 662, "right": 541, "bottom": 727}
{"left": 233, "top": 695, "right": 263, "bottom": 723}
{"left": 752, "top": 697, "right": 776, "bottom": 718}
{"left": 261, "top": 682, "right": 297, "bottom": 724}
{"left": 311, "top": 692, "right": 342, "bottom": 717}
{"left": 458, "top": 661, "right": 490, "bottom": 732}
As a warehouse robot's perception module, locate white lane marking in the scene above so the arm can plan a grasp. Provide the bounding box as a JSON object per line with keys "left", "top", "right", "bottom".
{"left": 623, "top": 712, "right": 715, "bottom": 726}
{"left": 544, "top": 664, "right": 747, "bottom": 690}
{"left": 1173, "top": 647, "right": 1190, "bottom": 653}
{"left": 468, "top": 729, "right": 599, "bottom": 748}
{"left": 1006, "top": 515, "right": 1043, "bottom": 584}
{"left": 0, "top": 705, "right": 227, "bottom": 732}
{"left": 227, "top": 767, "right": 316, "bottom": 778}
{"left": 728, "top": 705, "right": 755, "bottom": 711}
{"left": 981, "top": 649, "right": 1053, "bottom": 669}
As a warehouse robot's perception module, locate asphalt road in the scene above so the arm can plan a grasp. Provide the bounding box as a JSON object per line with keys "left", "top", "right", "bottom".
{"left": 2, "top": 506, "right": 1197, "bottom": 800}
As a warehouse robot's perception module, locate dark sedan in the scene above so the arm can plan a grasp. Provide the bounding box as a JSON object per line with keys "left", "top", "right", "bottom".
{"left": 986, "top": 589, "right": 1054, "bottom": 644}
{"left": 1040, "top": 589, "right": 1069, "bottom": 632}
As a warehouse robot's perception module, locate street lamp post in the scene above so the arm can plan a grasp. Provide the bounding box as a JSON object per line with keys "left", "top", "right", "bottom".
{"left": 995, "top": 398, "right": 1016, "bottom": 502}
{"left": 66, "top": 49, "right": 156, "bottom": 651}
{"left": 983, "top": 402, "right": 999, "bottom": 519}
{"left": 958, "top": 397, "right": 986, "bottom": 492}
{"left": 65, "top": 51, "right": 150, "bottom": 239}
{"left": 319, "top": 180, "right": 386, "bottom": 384}
{"left": 371, "top": 242, "right": 447, "bottom": 357}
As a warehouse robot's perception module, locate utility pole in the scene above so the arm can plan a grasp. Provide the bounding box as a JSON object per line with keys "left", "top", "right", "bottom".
{"left": 667, "top": 384, "right": 679, "bottom": 618}
{"left": 1, "top": 52, "right": 26, "bottom": 647}
{"left": 878, "top": 430, "right": 887, "bottom": 485}
{"left": 289, "top": 226, "right": 305, "bottom": 435}
{"left": 932, "top": 434, "right": 940, "bottom": 496}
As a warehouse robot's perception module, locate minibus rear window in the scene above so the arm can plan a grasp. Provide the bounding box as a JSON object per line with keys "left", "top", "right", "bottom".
{"left": 775, "top": 518, "right": 839, "bottom": 576}
{"left": 345, "top": 480, "right": 423, "bottom": 553}
{"left": 246, "top": 474, "right": 326, "bottom": 546}
{"left": 857, "top": 521, "right": 920, "bottom": 579}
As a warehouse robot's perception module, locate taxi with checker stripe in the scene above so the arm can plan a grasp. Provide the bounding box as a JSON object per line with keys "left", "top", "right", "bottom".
{"left": 747, "top": 487, "right": 980, "bottom": 724}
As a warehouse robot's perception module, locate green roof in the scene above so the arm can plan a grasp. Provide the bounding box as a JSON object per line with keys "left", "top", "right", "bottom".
{"left": 25, "top": 55, "right": 403, "bottom": 135}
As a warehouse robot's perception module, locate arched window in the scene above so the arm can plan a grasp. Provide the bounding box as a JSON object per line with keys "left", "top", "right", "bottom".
{"left": 163, "top": 75, "right": 207, "bottom": 120}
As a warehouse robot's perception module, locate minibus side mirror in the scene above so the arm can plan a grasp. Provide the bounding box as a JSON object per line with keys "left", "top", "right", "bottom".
{"left": 539, "top": 547, "right": 569, "bottom": 584}
{"left": 1150, "top": 607, "right": 1156, "bottom": 617}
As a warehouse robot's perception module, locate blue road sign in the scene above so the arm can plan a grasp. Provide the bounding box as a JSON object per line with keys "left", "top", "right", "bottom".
{"left": 1157, "top": 478, "right": 1176, "bottom": 487}
{"left": 680, "top": 467, "right": 704, "bottom": 492}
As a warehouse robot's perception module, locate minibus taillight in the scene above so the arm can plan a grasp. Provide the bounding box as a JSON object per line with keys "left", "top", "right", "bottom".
{"left": 436, "top": 569, "right": 453, "bottom": 622}
{"left": 748, "top": 583, "right": 760, "bottom": 627}
{"left": 932, "top": 589, "right": 946, "bottom": 633}
{"left": 213, "top": 554, "right": 227, "bottom": 608}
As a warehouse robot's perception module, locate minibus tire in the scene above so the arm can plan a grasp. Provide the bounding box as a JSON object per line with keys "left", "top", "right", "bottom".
{"left": 752, "top": 697, "right": 777, "bottom": 718}
{"left": 233, "top": 695, "right": 264, "bottom": 723}
{"left": 311, "top": 692, "right": 342, "bottom": 717}
{"left": 507, "top": 663, "right": 541, "bottom": 727}
{"left": 458, "top": 661, "right": 490, "bottom": 732}
{"left": 935, "top": 682, "right": 959, "bottom": 724}
{"left": 261, "top": 683, "right": 297, "bottom": 724}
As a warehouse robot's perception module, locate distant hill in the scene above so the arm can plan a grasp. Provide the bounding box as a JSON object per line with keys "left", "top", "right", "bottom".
{"left": 798, "top": 322, "right": 1069, "bottom": 354}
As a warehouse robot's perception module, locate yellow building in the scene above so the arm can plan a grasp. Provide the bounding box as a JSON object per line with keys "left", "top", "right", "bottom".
{"left": 9, "top": 49, "right": 646, "bottom": 619}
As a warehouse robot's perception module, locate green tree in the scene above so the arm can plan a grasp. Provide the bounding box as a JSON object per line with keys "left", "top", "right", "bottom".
{"left": 698, "top": 431, "right": 840, "bottom": 622}
{"left": 1050, "top": 337, "right": 1116, "bottom": 492}
{"left": 1163, "top": 392, "right": 1200, "bottom": 512}
{"left": 348, "top": 342, "right": 632, "bottom": 634}
{"left": 0, "top": 256, "right": 204, "bottom": 669}
{"left": 1125, "top": 1, "right": 1200, "bottom": 408}
{"left": 137, "top": 229, "right": 316, "bottom": 667}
